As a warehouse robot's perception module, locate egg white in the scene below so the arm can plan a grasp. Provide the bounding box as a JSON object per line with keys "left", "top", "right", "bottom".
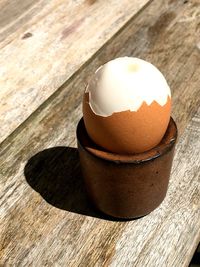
{"left": 85, "top": 57, "right": 171, "bottom": 117}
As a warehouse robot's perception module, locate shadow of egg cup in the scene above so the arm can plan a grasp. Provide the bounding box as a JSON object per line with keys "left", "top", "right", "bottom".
{"left": 77, "top": 117, "right": 178, "bottom": 219}
{"left": 24, "top": 147, "right": 97, "bottom": 217}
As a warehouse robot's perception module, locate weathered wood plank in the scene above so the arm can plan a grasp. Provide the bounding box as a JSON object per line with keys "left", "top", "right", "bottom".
{"left": 0, "top": 0, "right": 151, "bottom": 143}
{"left": 0, "top": 0, "right": 200, "bottom": 266}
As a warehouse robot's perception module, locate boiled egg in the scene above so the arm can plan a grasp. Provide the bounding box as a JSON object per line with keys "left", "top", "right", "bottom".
{"left": 83, "top": 57, "right": 171, "bottom": 154}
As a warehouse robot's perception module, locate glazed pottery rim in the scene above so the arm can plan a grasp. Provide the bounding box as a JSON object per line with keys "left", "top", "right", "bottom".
{"left": 76, "top": 117, "right": 177, "bottom": 164}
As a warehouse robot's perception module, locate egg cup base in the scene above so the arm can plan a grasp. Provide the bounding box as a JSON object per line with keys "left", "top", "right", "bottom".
{"left": 76, "top": 117, "right": 177, "bottom": 219}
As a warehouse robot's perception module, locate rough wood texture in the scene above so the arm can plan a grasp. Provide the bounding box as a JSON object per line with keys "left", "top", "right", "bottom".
{"left": 0, "top": 0, "right": 200, "bottom": 266}
{"left": 0, "top": 0, "right": 150, "bottom": 143}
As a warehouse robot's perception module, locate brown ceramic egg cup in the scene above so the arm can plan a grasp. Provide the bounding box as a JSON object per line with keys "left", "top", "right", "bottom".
{"left": 77, "top": 117, "right": 177, "bottom": 219}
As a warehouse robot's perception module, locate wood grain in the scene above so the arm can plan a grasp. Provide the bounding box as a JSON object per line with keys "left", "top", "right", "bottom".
{"left": 0, "top": 0, "right": 151, "bottom": 144}
{"left": 0, "top": 0, "right": 200, "bottom": 266}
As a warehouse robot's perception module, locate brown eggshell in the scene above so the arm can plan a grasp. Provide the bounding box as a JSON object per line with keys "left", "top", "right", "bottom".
{"left": 83, "top": 93, "right": 171, "bottom": 154}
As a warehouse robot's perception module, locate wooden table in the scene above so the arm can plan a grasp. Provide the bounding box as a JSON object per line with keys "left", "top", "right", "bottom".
{"left": 0, "top": 0, "right": 200, "bottom": 266}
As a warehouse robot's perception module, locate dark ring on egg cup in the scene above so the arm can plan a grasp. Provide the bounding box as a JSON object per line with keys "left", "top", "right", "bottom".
{"left": 77, "top": 117, "right": 178, "bottom": 219}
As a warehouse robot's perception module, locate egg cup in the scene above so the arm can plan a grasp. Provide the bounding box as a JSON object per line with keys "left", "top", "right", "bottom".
{"left": 77, "top": 117, "right": 177, "bottom": 219}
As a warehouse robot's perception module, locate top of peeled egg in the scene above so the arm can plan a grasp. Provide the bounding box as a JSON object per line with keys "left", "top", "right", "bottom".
{"left": 85, "top": 57, "right": 171, "bottom": 117}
